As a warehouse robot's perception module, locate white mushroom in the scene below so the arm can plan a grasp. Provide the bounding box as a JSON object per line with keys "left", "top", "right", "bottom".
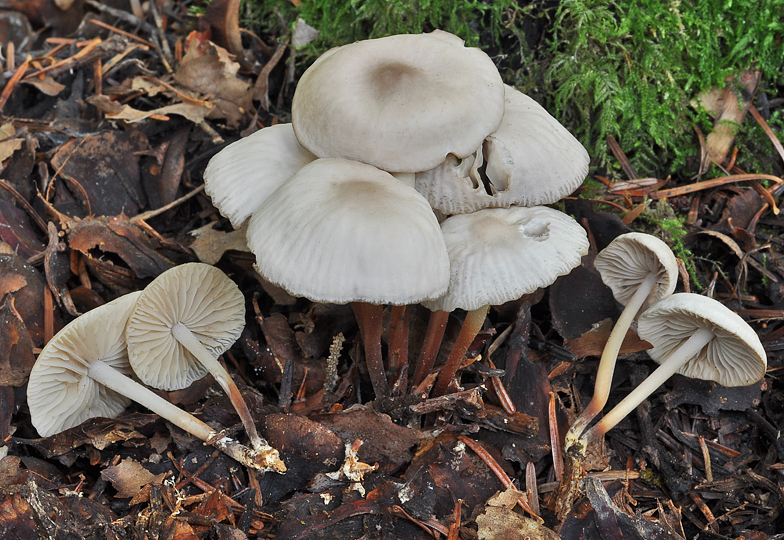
{"left": 247, "top": 158, "right": 450, "bottom": 397}
{"left": 125, "top": 263, "right": 270, "bottom": 456}
{"left": 291, "top": 31, "right": 505, "bottom": 173}
{"left": 581, "top": 293, "right": 766, "bottom": 444}
{"left": 27, "top": 293, "right": 285, "bottom": 473}
{"left": 415, "top": 85, "right": 589, "bottom": 214}
{"left": 417, "top": 206, "right": 589, "bottom": 397}
{"left": 565, "top": 233, "right": 678, "bottom": 448}
{"left": 203, "top": 123, "right": 316, "bottom": 228}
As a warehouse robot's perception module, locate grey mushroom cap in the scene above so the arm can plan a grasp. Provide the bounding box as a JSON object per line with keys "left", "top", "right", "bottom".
{"left": 638, "top": 293, "right": 767, "bottom": 387}
{"left": 291, "top": 31, "right": 505, "bottom": 173}
{"left": 247, "top": 158, "right": 450, "bottom": 304}
{"left": 204, "top": 123, "right": 316, "bottom": 228}
{"left": 422, "top": 206, "right": 589, "bottom": 312}
{"left": 27, "top": 292, "right": 141, "bottom": 437}
{"left": 126, "top": 263, "right": 246, "bottom": 391}
{"left": 415, "top": 85, "right": 589, "bottom": 214}
{"left": 594, "top": 232, "right": 678, "bottom": 308}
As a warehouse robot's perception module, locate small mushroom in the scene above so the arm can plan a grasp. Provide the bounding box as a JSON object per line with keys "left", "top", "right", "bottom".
{"left": 415, "top": 85, "right": 589, "bottom": 214}
{"left": 246, "top": 158, "right": 450, "bottom": 398}
{"left": 565, "top": 232, "right": 677, "bottom": 447}
{"left": 125, "top": 263, "right": 269, "bottom": 456}
{"left": 419, "top": 206, "right": 589, "bottom": 397}
{"left": 291, "top": 31, "right": 505, "bottom": 173}
{"left": 27, "top": 293, "right": 284, "bottom": 473}
{"left": 203, "top": 123, "right": 316, "bottom": 228}
{"left": 580, "top": 293, "right": 766, "bottom": 445}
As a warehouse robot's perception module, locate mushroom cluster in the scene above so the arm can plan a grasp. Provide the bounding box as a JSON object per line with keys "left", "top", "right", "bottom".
{"left": 27, "top": 264, "right": 286, "bottom": 474}
{"left": 204, "top": 30, "right": 591, "bottom": 398}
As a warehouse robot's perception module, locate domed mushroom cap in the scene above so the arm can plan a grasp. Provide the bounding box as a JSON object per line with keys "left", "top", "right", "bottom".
{"left": 415, "top": 85, "right": 589, "bottom": 214}
{"left": 422, "top": 206, "right": 589, "bottom": 312}
{"left": 291, "top": 31, "right": 505, "bottom": 173}
{"left": 126, "top": 263, "right": 246, "bottom": 391}
{"left": 594, "top": 232, "right": 678, "bottom": 307}
{"left": 204, "top": 123, "right": 316, "bottom": 228}
{"left": 638, "top": 293, "right": 766, "bottom": 387}
{"left": 247, "top": 158, "right": 450, "bottom": 304}
{"left": 27, "top": 292, "right": 141, "bottom": 437}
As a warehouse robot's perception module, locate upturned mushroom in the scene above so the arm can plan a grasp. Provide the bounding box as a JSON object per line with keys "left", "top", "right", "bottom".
{"left": 415, "top": 85, "right": 589, "bottom": 214}
{"left": 125, "top": 263, "right": 270, "bottom": 456}
{"left": 565, "top": 232, "right": 677, "bottom": 448}
{"left": 291, "top": 31, "right": 505, "bottom": 173}
{"left": 27, "top": 293, "right": 285, "bottom": 473}
{"left": 581, "top": 293, "right": 766, "bottom": 445}
{"left": 418, "top": 206, "right": 589, "bottom": 397}
{"left": 246, "top": 158, "right": 450, "bottom": 398}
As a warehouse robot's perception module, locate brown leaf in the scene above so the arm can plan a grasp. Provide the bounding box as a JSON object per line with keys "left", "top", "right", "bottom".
{"left": 477, "top": 506, "right": 559, "bottom": 540}
{"left": 564, "top": 318, "right": 652, "bottom": 359}
{"left": 50, "top": 131, "right": 149, "bottom": 218}
{"left": 174, "top": 39, "right": 253, "bottom": 128}
{"left": 0, "top": 296, "right": 35, "bottom": 386}
{"left": 189, "top": 222, "right": 249, "bottom": 265}
{"left": 203, "top": 0, "right": 249, "bottom": 71}
{"left": 0, "top": 492, "right": 39, "bottom": 539}
{"left": 101, "top": 458, "right": 169, "bottom": 499}
{"left": 68, "top": 216, "right": 172, "bottom": 279}
{"left": 0, "top": 200, "right": 45, "bottom": 259}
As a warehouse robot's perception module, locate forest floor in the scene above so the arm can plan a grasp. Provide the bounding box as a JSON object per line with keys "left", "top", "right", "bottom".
{"left": 0, "top": 1, "right": 783, "bottom": 539}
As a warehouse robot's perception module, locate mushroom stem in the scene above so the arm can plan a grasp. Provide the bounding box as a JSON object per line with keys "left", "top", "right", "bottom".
{"left": 565, "top": 273, "right": 657, "bottom": 447}
{"left": 387, "top": 305, "right": 409, "bottom": 379}
{"left": 432, "top": 306, "right": 489, "bottom": 397}
{"left": 413, "top": 310, "right": 449, "bottom": 387}
{"left": 170, "top": 322, "right": 264, "bottom": 451}
{"left": 88, "top": 360, "right": 285, "bottom": 472}
{"left": 581, "top": 327, "right": 714, "bottom": 445}
{"left": 351, "top": 302, "right": 391, "bottom": 397}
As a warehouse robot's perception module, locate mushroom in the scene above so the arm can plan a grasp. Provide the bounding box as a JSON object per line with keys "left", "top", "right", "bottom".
{"left": 125, "top": 263, "right": 268, "bottom": 455}
{"left": 418, "top": 206, "right": 589, "bottom": 397}
{"left": 415, "top": 85, "right": 589, "bottom": 214}
{"left": 291, "top": 31, "right": 505, "bottom": 173}
{"left": 565, "top": 232, "right": 678, "bottom": 447}
{"left": 580, "top": 293, "right": 766, "bottom": 445}
{"left": 27, "top": 292, "right": 285, "bottom": 473}
{"left": 246, "top": 158, "right": 450, "bottom": 398}
{"left": 203, "top": 123, "right": 316, "bottom": 228}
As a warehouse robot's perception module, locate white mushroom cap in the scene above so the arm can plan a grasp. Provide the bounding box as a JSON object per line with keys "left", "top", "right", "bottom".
{"left": 204, "top": 123, "right": 316, "bottom": 228}
{"left": 594, "top": 232, "right": 678, "bottom": 308}
{"left": 27, "top": 292, "right": 141, "bottom": 437}
{"left": 638, "top": 293, "right": 767, "bottom": 387}
{"left": 422, "top": 206, "right": 589, "bottom": 312}
{"left": 126, "top": 263, "right": 246, "bottom": 391}
{"left": 247, "top": 158, "right": 450, "bottom": 304}
{"left": 415, "top": 85, "right": 589, "bottom": 214}
{"left": 291, "top": 31, "right": 505, "bottom": 173}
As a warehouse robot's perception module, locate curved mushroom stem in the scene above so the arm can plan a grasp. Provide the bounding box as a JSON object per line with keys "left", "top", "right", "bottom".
{"left": 412, "top": 309, "right": 449, "bottom": 388}
{"left": 171, "top": 322, "right": 264, "bottom": 451}
{"left": 351, "top": 302, "right": 391, "bottom": 398}
{"left": 88, "top": 360, "right": 286, "bottom": 473}
{"left": 432, "top": 305, "right": 489, "bottom": 398}
{"left": 580, "top": 327, "right": 714, "bottom": 446}
{"left": 565, "top": 273, "right": 658, "bottom": 448}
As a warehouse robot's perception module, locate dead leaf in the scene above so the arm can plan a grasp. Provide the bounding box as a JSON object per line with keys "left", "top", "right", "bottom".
{"left": 203, "top": 0, "right": 249, "bottom": 70}
{"left": 189, "top": 222, "right": 249, "bottom": 265}
{"left": 88, "top": 95, "right": 211, "bottom": 125}
{"left": 174, "top": 39, "right": 253, "bottom": 128}
{"left": 50, "top": 131, "right": 149, "bottom": 218}
{"left": 100, "top": 458, "right": 169, "bottom": 499}
{"left": 564, "top": 318, "right": 652, "bottom": 359}
{"left": 21, "top": 76, "right": 66, "bottom": 96}
{"left": 0, "top": 492, "right": 39, "bottom": 539}
{"left": 477, "top": 505, "right": 559, "bottom": 540}
{"left": 0, "top": 296, "right": 36, "bottom": 386}
{"left": 0, "top": 138, "right": 23, "bottom": 163}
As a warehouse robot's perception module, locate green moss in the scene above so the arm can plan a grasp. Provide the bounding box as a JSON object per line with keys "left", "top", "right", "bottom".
{"left": 544, "top": 0, "right": 784, "bottom": 175}
{"left": 641, "top": 201, "right": 703, "bottom": 290}
{"left": 244, "top": 0, "right": 523, "bottom": 49}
